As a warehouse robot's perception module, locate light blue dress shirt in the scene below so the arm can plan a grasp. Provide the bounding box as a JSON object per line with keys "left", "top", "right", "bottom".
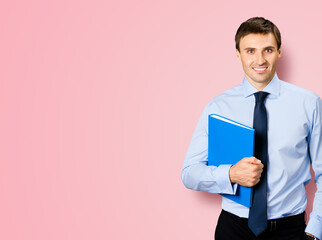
{"left": 181, "top": 74, "right": 322, "bottom": 238}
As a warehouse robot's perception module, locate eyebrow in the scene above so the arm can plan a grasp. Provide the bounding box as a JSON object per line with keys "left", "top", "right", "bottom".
{"left": 243, "top": 46, "right": 276, "bottom": 51}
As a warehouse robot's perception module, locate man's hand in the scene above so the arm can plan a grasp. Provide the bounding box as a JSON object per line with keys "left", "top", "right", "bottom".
{"left": 229, "top": 157, "right": 264, "bottom": 187}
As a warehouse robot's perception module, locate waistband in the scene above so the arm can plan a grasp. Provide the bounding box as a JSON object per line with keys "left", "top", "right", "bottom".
{"left": 222, "top": 210, "right": 305, "bottom": 232}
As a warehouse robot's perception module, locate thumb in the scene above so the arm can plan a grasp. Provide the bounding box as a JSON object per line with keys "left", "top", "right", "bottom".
{"left": 248, "top": 157, "right": 261, "bottom": 164}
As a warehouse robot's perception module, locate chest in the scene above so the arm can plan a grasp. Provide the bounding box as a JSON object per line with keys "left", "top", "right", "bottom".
{"left": 211, "top": 97, "right": 311, "bottom": 148}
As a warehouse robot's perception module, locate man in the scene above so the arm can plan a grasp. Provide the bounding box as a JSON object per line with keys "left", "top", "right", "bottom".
{"left": 181, "top": 17, "right": 322, "bottom": 240}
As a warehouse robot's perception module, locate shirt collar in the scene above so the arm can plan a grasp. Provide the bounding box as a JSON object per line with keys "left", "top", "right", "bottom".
{"left": 243, "top": 73, "right": 281, "bottom": 98}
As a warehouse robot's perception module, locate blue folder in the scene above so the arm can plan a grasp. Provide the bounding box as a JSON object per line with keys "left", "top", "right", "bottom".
{"left": 208, "top": 114, "right": 254, "bottom": 208}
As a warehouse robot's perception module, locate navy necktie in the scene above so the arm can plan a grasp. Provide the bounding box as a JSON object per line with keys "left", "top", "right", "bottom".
{"left": 248, "top": 91, "right": 269, "bottom": 236}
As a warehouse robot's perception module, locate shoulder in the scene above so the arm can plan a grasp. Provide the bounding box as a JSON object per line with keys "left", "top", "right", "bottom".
{"left": 205, "top": 83, "right": 244, "bottom": 110}
{"left": 280, "top": 80, "right": 319, "bottom": 101}
{"left": 279, "top": 80, "right": 321, "bottom": 119}
{"left": 197, "top": 83, "right": 244, "bottom": 126}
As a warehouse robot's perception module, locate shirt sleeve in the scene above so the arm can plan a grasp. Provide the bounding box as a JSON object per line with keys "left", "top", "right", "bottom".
{"left": 181, "top": 105, "right": 238, "bottom": 194}
{"left": 305, "top": 97, "right": 322, "bottom": 239}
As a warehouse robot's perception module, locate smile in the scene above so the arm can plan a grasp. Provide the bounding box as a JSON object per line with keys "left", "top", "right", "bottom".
{"left": 253, "top": 67, "right": 268, "bottom": 73}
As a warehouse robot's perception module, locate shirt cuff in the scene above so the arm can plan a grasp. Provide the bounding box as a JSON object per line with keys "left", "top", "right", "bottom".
{"left": 305, "top": 217, "right": 322, "bottom": 240}
{"left": 214, "top": 164, "right": 238, "bottom": 195}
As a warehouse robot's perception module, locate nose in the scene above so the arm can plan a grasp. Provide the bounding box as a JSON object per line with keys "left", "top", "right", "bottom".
{"left": 255, "top": 52, "right": 266, "bottom": 65}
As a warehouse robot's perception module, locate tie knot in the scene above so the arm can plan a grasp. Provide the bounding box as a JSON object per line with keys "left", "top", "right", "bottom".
{"left": 254, "top": 91, "right": 269, "bottom": 103}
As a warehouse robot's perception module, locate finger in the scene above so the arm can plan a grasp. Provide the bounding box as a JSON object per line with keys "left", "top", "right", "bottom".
{"left": 248, "top": 157, "right": 262, "bottom": 164}
{"left": 243, "top": 157, "right": 258, "bottom": 163}
{"left": 255, "top": 163, "right": 264, "bottom": 170}
{"left": 254, "top": 168, "right": 263, "bottom": 175}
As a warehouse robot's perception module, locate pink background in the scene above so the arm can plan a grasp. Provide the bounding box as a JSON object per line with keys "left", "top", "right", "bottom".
{"left": 0, "top": 1, "right": 321, "bottom": 239}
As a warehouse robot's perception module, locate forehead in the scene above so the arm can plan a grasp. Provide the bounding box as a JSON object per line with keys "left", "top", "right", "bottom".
{"left": 239, "top": 33, "right": 278, "bottom": 49}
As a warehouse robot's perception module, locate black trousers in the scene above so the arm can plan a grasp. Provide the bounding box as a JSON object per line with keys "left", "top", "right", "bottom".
{"left": 215, "top": 210, "right": 306, "bottom": 240}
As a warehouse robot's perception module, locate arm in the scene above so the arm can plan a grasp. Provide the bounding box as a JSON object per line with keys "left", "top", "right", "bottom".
{"left": 181, "top": 107, "right": 236, "bottom": 194}
{"left": 305, "top": 97, "right": 322, "bottom": 239}
{"left": 181, "top": 106, "right": 263, "bottom": 193}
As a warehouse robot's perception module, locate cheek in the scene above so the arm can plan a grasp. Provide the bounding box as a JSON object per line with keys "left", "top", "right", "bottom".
{"left": 241, "top": 58, "right": 253, "bottom": 68}
{"left": 269, "top": 59, "right": 278, "bottom": 67}
{"left": 268, "top": 55, "right": 280, "bottom": 65}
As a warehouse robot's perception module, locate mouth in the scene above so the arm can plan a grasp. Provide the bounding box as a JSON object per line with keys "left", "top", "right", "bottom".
{"left": 252, "top": 67, "right": 268, "bottom": 73}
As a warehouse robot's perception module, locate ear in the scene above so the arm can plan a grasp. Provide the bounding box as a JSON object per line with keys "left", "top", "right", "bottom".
{"left": 236, "top": 49, "right": 241, "bottom": 61}
{"left": 278, "top": 48, "right": 282, "bottom": 58}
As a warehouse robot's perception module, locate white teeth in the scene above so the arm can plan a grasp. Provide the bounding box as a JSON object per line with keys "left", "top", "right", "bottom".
{"left": 254, "top": 67, "right": 267, "bottom": 71}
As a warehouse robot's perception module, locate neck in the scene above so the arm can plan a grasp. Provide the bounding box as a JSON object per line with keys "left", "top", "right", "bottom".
{"left": 250, "top": 81, "right": 270, "bottom": 91}
{"left": 246, "top": 75, "right": 275, "bottom": 91}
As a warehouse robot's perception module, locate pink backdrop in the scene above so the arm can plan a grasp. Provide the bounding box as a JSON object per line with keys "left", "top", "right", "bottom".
{"left": 0, "top": 1, "right": 321, "bottom": 239}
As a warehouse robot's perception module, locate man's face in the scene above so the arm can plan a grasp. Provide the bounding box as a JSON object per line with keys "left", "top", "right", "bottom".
{"left": 236, "top": 33, "right": 281, "bottom": 90}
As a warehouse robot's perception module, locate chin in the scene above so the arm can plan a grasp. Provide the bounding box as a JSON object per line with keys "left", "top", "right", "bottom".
{"left": 255, "top": 75, "right": 272, "bottom": 82}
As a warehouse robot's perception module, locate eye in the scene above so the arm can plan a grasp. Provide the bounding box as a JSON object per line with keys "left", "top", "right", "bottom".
{"left": 265, "top": 49, "right": 273, "bottom": 53}
{"left": 247, "top": 50, "right": 254, "bottom": 54}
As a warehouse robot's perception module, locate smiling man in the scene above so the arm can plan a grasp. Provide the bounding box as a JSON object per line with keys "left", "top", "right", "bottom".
{"left": 237, "top": 32, "right": 281, "bottom": 91}
{"left": 182, "top": 17, "right": 322, "bottom": 240}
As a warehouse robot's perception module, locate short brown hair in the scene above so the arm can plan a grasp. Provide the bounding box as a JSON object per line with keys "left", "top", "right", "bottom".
{"left": 235, "top": 17, "right": 281, "bottom": 51}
